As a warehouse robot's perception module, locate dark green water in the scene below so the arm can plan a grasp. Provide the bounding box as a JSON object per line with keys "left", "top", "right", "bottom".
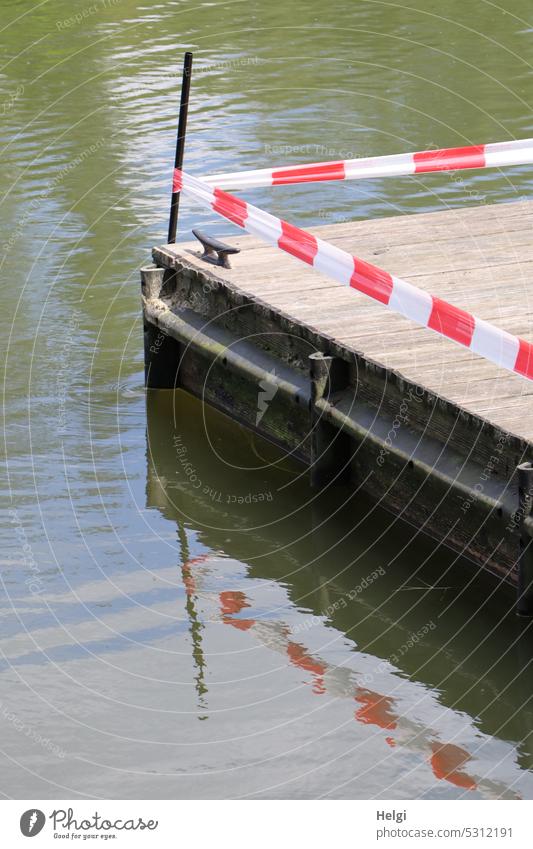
{"left": 1, "top": 0, "right": 533, "bottom": 799}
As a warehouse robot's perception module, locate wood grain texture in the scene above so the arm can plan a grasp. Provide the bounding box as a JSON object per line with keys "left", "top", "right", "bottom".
{"left": 155, "top": 199, "right": 533, "bottom": 444}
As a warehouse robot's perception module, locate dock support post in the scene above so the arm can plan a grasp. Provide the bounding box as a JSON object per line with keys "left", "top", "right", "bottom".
{"left": 141, "top": 265, "right": 165, "bottom": 300}
{"left": 142, "top": 266, "right": 182, "bottom": 389}
{"left": 309, "top": 352, "right": 351, "bottom": 488}
{"left": 517, "top": 461, "right": 533, "bottom": 616}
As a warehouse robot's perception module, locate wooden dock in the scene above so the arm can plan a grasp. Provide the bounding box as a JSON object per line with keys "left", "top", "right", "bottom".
{"left": 142, "top": 199, "right": 533, "bottom": 612}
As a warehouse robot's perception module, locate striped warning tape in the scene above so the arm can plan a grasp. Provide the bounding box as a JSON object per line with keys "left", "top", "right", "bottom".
{"left": 174, "top": 169, "right": 533, "bottom": 381}
{"left": 198, "top": 137, "right": 533, "bottom": 190}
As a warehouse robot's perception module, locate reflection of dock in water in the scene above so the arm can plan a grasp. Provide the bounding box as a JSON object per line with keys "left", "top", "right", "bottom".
{"left": 146, "top": 390, "right": 533, "bottom": 797}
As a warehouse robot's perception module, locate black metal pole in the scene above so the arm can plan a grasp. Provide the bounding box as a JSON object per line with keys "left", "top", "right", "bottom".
{"left": 167, "top": 51, "right": 193, "bottom": 244}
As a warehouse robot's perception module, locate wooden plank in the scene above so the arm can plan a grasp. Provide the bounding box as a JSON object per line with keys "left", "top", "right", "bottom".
{"left": 201, "top": 199, "right": 533, "bottom": 252}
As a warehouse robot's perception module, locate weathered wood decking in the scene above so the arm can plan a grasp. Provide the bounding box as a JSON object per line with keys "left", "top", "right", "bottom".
{"left": 142, "top": 199, "right": 533, "bottom": 610}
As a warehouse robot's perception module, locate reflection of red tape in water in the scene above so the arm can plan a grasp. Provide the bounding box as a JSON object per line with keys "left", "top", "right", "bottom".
{"left": 181, "top": 556, "right": 523, "bottom": 795}
{"left": 430, "top": 743, "right": 477, "bottom": 790}
{"left": 214, "top": 579, "right": 480, "bottom": 791}
{"left": 200, "top": 137, "right": 533, "bottom": 189}
{"left": 175, "top": 169, "right": 533, "bottom": 382}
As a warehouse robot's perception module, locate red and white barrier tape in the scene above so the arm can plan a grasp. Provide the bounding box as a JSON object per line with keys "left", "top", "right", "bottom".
{"left": 198, "top": 137, "right": 533, "bottom": 190}
{"left": 174, "top": 169, "right": 533, "bottom": 381}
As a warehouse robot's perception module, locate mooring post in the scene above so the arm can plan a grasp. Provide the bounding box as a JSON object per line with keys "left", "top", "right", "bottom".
{"left": 141, "top": 265, "right": 182, "bottom": 389}
{"left": 309, "top": 352, "right": 351, "bottom": 488}
{"left": 167, "top": 51, "right": 193, "bottom": 244}
{"left": 140, "top": 264, "right": 164, "bottom": 300}
{"left": 517, "top": 461, "right": 533, "bottom": 616}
